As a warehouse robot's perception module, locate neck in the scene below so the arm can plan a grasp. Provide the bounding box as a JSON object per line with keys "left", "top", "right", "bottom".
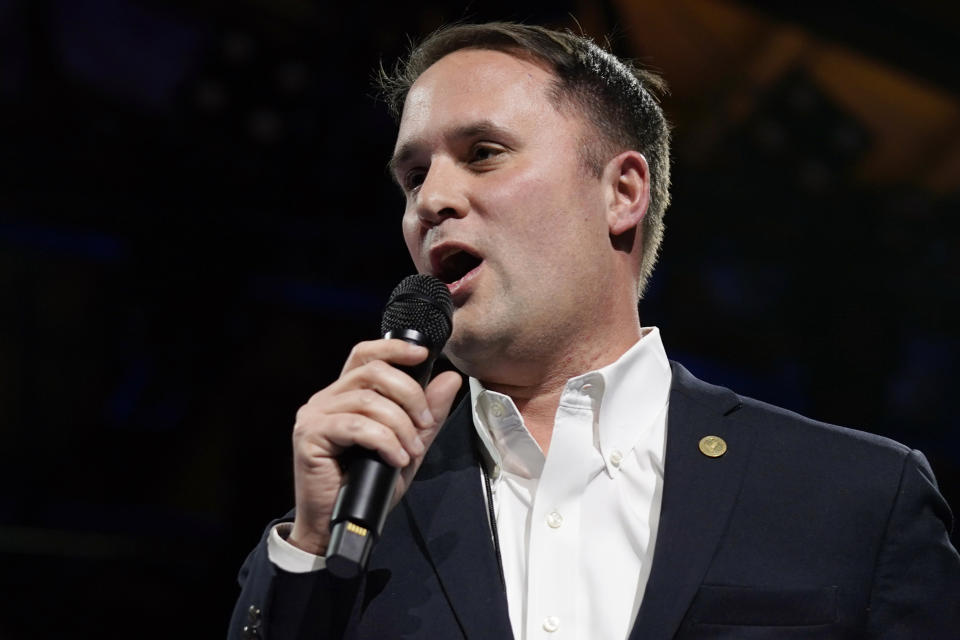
{"left": 478, "top": 323, "right": 642, "bottom": 455}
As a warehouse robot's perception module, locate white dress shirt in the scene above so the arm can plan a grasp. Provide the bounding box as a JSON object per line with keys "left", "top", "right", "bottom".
{"left": 268, "top": 328, "right": 672, "bottom": 640}
{"left": 471, "top": 327, "right": 671, "bottom": 639}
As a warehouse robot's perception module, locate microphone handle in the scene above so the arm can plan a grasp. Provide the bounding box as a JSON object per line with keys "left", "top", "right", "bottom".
{"left": 325, "top": 329, "right": 438, "bottom": 578}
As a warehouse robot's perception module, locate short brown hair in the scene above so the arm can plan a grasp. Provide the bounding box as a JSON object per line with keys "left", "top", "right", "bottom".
{"left": 378, "top": 22, "right": 672, "bottom": 297}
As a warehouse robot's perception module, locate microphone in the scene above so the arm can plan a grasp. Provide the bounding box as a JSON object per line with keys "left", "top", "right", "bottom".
{"left": 326, "top": 274, "right": 454, "bottom": 578}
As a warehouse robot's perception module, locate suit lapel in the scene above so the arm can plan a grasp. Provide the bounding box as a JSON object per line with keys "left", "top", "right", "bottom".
{"left": 403, "top": 398, "right": 514, "bottom": 640}
{"left": 629, "top": 362, "right": 755, "bottom": 640}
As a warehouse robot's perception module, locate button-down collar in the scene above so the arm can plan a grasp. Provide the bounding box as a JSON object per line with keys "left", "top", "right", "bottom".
{"left": 470, "top": 327, "right": 671, "bottom": 479}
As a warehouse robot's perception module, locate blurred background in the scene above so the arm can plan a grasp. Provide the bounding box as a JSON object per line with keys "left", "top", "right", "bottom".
{"left": 1, "top": 0, "right": 958, "bottom": 636}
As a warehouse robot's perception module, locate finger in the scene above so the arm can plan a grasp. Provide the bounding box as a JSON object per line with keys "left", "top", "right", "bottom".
{"left": 418, "top": 371, "right": 464, "bottom": 449}
{"left": 323, "top": 388, "right": 424, "bottom": 457}
{"left": 341, "top": 339, "right": 429, "bottom": 375}
{"left": 305, "top": 413, "right": 412, "bottom": 468}
{"left": 331, "top": 359, "right": 435, "bottom": 429}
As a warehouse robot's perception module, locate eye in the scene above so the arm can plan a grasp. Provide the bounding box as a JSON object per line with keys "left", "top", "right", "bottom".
{"left": 403, "top": 169, "right": 426, "bottom": 192}
{"left": 469, "top": 143, "right": 506, "bottom": 163}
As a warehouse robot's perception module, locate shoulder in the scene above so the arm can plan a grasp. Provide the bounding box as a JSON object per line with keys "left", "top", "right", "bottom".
{"left": 668, "top": 360, "right": 914, "bottom": 474}
{"left": 666, "top": 361, "right": 952, "bottom": 543}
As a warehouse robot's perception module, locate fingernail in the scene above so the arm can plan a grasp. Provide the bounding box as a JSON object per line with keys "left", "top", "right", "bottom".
{"left": 420, "top": 409, "right": 435, "bottom": 427}
{"left": 411, "top": 438, "right": 426, "bottom": 455}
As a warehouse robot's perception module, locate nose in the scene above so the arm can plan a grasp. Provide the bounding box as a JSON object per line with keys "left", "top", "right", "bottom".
{"left": 414, "top": 158, "right": 468, "bottom": 227}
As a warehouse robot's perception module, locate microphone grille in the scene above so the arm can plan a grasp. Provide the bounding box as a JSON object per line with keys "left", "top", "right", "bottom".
{"left": 381, "top": 274, "right": 453, "bottom": 349}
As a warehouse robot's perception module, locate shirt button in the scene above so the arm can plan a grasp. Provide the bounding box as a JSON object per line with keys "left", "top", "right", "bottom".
{"left": 490, "top": 402, "right": 504, "bottom": 417}
{"left": 543, "top": 616, "right": 560, "bottom": 632}
{"left": 491, "top": 464, "right": 501, "bottom": 479}
{"left": 546, "top": 511, "right": 563, "bottom": 528}
{"left": 610, "top": 449, "right": 623, "bottom": 468}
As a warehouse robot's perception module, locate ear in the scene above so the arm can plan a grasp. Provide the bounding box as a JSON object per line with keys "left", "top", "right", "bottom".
{"left": 603, "top": 151, "right": 650, "bottom": 236}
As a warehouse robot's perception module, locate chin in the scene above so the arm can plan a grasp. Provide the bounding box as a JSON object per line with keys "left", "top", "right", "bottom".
{"left": 443, "top": 333, "right": 477, "bottom": 372}
{"left": 444, "top": 324, "right": 498, "bottom": 377}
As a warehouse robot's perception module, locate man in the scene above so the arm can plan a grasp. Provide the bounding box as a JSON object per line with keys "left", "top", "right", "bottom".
{"left": 229, "top": 23, "right": 960, "bottom": 639}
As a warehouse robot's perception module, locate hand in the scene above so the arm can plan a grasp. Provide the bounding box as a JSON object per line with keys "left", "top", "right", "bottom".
{"left": 288, "top": 339, "right": 462, "bottom": 555}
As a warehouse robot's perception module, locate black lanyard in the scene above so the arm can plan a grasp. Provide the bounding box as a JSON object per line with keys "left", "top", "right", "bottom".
{"left": 477, "top": 436, "right": 506, "bottom": 590}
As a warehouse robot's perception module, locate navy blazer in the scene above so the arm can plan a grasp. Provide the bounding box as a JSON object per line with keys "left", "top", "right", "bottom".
{"left": 229, "top": 363, "right": 960, "bottom": 639}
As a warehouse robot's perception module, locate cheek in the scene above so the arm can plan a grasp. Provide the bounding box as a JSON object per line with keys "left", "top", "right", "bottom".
{"left": 486, "top": 169, "right": 569, "bottom": 237}
{"left": 401, "top": 213, "right": 423, "bottom": 265}
{"left": 490, "top": 163, "right": 599, "bottom": 249}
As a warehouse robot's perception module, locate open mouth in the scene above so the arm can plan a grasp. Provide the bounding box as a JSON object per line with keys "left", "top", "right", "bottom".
{"left": 434, "top": 248, "right": 483, "bottom": 285}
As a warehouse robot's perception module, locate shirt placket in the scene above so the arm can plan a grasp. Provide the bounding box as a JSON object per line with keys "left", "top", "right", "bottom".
{"left": 525, "top": 398, "right": 593, "bottom": 639}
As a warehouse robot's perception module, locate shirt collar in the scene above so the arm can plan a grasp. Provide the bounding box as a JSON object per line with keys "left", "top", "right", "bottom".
{"left": 469, "top": 327, "right": 672, "bottom": 479}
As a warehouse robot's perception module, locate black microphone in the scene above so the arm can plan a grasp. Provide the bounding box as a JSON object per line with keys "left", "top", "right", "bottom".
{"left": 326, "top": 274, "right": 454, "bottom": 578}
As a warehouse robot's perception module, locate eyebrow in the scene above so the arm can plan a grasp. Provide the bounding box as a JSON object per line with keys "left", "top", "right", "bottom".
{"left": 388, "top": 120, "right": 513, "bottom": 184}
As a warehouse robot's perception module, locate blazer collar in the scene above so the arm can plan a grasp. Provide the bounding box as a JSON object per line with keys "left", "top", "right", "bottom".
{"left": 403, "top": 396, "right": 515, "bottom": 640}
{"left": 629, "top": 361, "right": 754, "bottom": 640}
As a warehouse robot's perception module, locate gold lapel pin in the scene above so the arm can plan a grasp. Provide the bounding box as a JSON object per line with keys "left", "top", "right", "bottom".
{"left": 699, "top": 435, "right": 727, "bottom": 458}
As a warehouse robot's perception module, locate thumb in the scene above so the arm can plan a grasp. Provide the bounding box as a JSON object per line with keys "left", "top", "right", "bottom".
{"left": 421, "top": 370, "right": 463, "bottom": 444}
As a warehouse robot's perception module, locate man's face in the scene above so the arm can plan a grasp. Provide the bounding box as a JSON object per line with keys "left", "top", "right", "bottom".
{"left": 392, "top": 49, "right": 616, "bottom": 382}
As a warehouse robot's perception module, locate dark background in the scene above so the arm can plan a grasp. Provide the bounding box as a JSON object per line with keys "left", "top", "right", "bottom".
{"left": 1, "top": 0, "right": 958, "bottom": 637}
